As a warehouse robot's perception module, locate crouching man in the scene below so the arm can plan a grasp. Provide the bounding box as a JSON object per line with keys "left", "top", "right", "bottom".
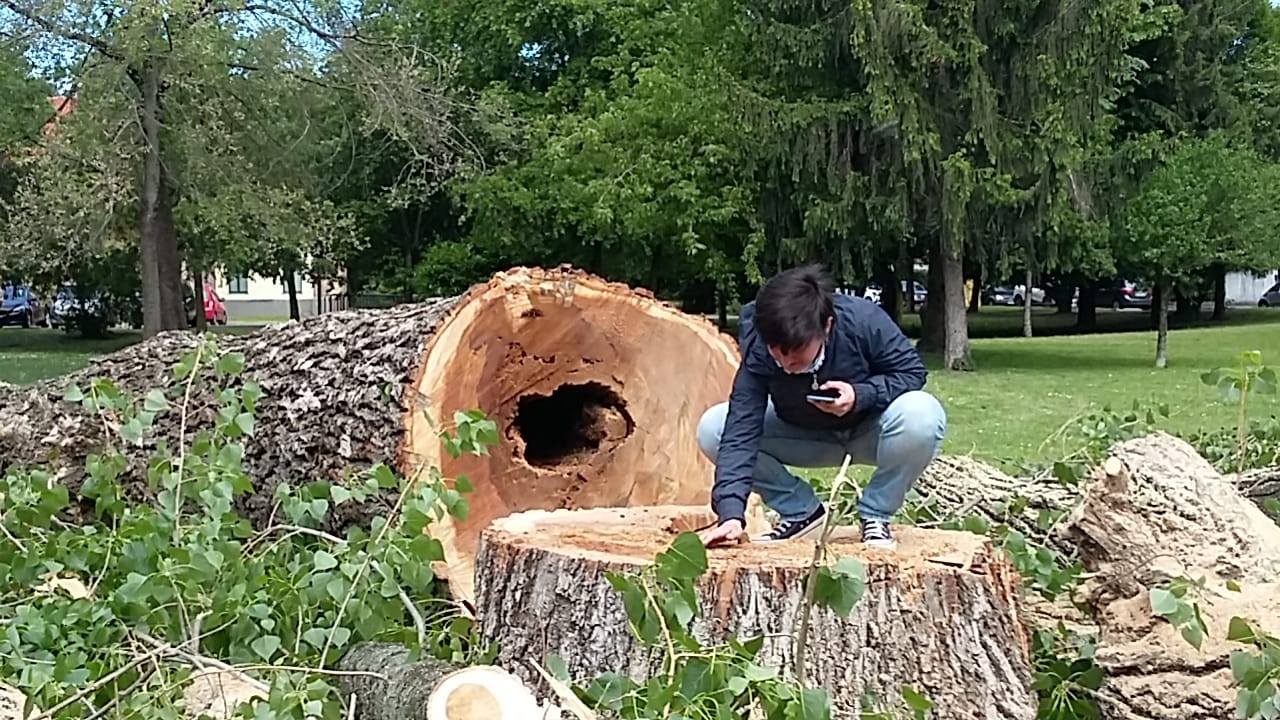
{"left": 695, "top": 264, "right": 947, "bottom": 549}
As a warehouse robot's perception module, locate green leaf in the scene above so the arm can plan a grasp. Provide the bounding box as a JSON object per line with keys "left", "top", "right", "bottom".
{"left": 120, "top": 418, "right": 144, "bottom": 444}
{"left": 1228, "top": 616, "right": 1257, "bottom": 643}
{"left": 313, "top": 550, "right": 338, "bottom": 571}
{"left": 217, "top": 352, "right": 247, "bottom": 376}
{"left": 251, "top": 635, "right": 281, "bottom": 661}
{"left": 655, "top": 532, "right": 708, "bottom": 583}
{"left": 1149, "top": 588, "right": 1178, "bottom": 616}
{"left": 63, "top": 384, "right": 84, "bottom": 402}
{"left": 1181, "top": 623, "right": 1204, "bottom": 650}
{"left": 331, "top": 486, "right": 353, "bottom": 504}
{"left": 1227, "top": 579, "right": 1242, "bottom": 592}
{"left": 796, "top": 687, "right": 831, "bottom": 720}
{"left": 234, "top": 412, "right": 255, "bottom": 436}
{"left": 144, "top": 389, "right": 170, "bottom": 412}
{"left": 901, "top": 685, "right": 933, "bottom": 711}
{"left": 811, "top": 565, "right": 865, "bottom": 618}
{"left": 546, "top": 654, "right": 570, "bottom": 682}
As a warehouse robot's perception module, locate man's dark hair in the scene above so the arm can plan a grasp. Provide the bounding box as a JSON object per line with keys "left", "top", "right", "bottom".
{"left": 753, "top": 264, "right": 835, "bottom": 351}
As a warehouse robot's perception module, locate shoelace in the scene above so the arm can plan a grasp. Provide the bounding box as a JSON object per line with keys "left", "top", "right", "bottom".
{"left": 862, "top": 520, "right": 892, "bottom": 540}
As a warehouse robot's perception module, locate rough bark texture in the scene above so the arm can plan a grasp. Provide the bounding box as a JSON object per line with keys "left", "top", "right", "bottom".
{"left": 473, "top": 506, "right": 1038, "bottom": 720}
{"left": 0, "top": 266, "right": 743, "bottom": 608}
{"left": 941, "top": 242, "right": 974, "bottom": 371}
{"left": 336, "top": 642, "right": 461, "bottom": 719}
{"left": 1056, "top": 432, "right": 1280, "bottom": 720}
{"left": 913, "top": 454, "right": 1278, "bottom": 557}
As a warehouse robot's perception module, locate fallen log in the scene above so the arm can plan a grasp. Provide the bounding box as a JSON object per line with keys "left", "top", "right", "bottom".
{"left": 1056, "top": 432, "right": 1280, "bottom": 720}
{"left": 0, "top": 266, "right": 744, "bottom": 607}
{"left": 472, "top": 505, "right": 1038, "bottom": 720}
{"left": 336, "top": 643, "right": 562, "bottom": 720}
{"left": 913, "top": 455, "right": 1279, "bottom": 558}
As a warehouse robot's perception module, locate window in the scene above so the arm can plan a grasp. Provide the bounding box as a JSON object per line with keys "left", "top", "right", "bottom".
{"left": 227, "top": 276, "right": 249, "bottom": 294}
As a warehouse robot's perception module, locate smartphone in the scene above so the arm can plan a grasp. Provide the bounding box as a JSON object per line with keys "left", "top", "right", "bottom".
{"left": 806, "top": 389, "right": 839, "bottom": 403}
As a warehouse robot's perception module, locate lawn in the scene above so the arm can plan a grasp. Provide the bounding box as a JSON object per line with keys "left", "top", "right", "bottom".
{"left": 2, "top": 312, "right": 1278, "bottom": 470}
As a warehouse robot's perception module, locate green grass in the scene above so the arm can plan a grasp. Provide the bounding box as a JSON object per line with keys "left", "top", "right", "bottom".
{"left": 0, "top": 326, "right": 261, "bottom": 385}
{"left": 926, "top": 321, "right": 1280, "bottom": 466}
{"left": 3, "top": 315, "right": 1279, "bottom": 471}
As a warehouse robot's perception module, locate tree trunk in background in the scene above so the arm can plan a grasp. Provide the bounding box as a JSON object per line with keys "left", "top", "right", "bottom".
{"left": 1076, "top": 282, "right": 1097, "bottom": 332}
{"left": 1022, "top": 266, "right": 1033, "bottom": 338}
{"left": 473, "top": 506, "right": 1037, "bottom": 720}
{"left": 137, "top": 61, "right": 186, "bottom": 338}
{"left": 1148, "top": 284, "right": 1163, "bottom": 329}
{"left": 1212, "top": 264, "right": 1227, "bottom": 320}
{"left": 941, "top": 241, "right": 973, "bottom": 370}
{"left": 0, "top": 267, "right": 744, "bottom": 610}
{"left": 285, "top": 271, "right": 301, "bottom": 320}
{"left": 919, "top": 242, "right": 945, "bottom": 353}
{"left": 192, "top": 267, "right": 207, "bottom": 332}
{"left": 1155, "top": 281, "right": 1170, "bottom": 368}
{"left": 968, "top": 270, "right": 982, "bottom": 313}
{"left": 881, "top": 262, "right": 902, "bottom": 325}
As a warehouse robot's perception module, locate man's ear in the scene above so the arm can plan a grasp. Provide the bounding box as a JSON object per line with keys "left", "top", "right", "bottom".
{"left": 825, "top": 316, "right": 834, "bottom": 333}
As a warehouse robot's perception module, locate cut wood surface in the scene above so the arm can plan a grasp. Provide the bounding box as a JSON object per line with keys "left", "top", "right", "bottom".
{"left": 0, "top": 266, "right": 744, "bottom": 607}
{"left": 336, "top": 642, "right": 562, "bottom": 720}
{"left": 472, "top": 505, "right": 1038, "bottom": 720}
{"left": 1056, "top": 432, "right": 1280, "bottom": 720}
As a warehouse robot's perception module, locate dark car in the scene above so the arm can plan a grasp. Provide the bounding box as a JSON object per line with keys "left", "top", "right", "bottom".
{"left": 0, "top": 285, "right": 49, "bottom": 328}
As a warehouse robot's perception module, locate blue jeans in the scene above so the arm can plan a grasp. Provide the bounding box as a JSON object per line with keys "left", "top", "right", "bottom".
{"left": 695, "top": 391, "right": 947, "bottom": 523}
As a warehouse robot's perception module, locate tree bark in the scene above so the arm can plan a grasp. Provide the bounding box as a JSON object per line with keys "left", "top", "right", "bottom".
{"left": 285, "top": 270, "right": 301, "bottom": 320}
{"left": 136, "top": 60, "right": 186, "bottom": 338}
{"left": 941, "top": 241, "right": 973, "bottom": 370}
{"left": 1055, "top": 433, "right": 1280, "bottom": 720}
{"left": 473, "top": 505, "right": 1038, "bottom": 720}
{"left": 192, "top": 267, "right": 207, "bottom": 332}
{"left": 1075, "top": 282, "right": 1097, "bottom": 331}
{"left": 968, "top": 269, "right": 982, "bottom": 313}
{"left": 919, "top": 243, "right": 945, "bottom": 353}
{"left": 335, "top": 643, "right": 562, "bottom": 720}
{"left": 1155, "top": 281, "right": 1169, "bottom": 368}
{"left": 1022, "top": 266, "right": 1033, "bottom": 338}
{"left": 0, "top": 267, "right": 742, "bottom": 609}
{"left": 1212, "top": 264, "right": 1227, "bottom": 320}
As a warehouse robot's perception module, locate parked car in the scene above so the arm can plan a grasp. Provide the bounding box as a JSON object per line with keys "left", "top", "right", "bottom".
{"left": 863, "top": 280, "right": 927, "bottom": 309}
{"left": 50, "top": 284, "right": 115, "bottom": 331}
{"left": 1260, "top": 282, "right": 1280, "bottom": 308}
{"left": 202, "top": 284, "right": 228, "bottom": 325}
{"left": 982, "top": 283, "right": 1049, "bottom": 306}
{"left": 0, "top": 284, "right": 49, "bottom": 328}
{"left": 1095, "top": 279, "right": 1152, "bottom": 310}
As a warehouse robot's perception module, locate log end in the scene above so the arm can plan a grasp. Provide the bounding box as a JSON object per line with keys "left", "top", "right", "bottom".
{"left": 398, "top": 266, "right": 744, "bottom": 607}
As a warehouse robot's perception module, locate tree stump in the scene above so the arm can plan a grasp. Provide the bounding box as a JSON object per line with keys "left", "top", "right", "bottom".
{"left": 0, "top": 266, "right": 745, "bottom": 607}
{"left": 472, "top": 505, "right": 1038, "bottom": 720}
{"left": 1056, "top": 432, "right": 1280, "bottom": 720}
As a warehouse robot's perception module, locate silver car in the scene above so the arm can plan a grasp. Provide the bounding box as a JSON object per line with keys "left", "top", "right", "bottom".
{"left": 1260, "top": 282, "right": 1280, "bottom": 308}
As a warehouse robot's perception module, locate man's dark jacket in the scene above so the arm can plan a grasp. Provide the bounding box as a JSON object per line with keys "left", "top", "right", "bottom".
{"left": 711, "top": 293, "right": 928, "bottom": 525}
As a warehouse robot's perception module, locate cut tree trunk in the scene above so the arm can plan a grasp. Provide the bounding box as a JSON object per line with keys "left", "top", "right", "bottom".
{"left": 472, "top": 505, "right": 1038, "bottom": 720}
{"left": 1054, "top": 432, "right": 1280, "bottom": 720}
{"left": 336, "top": 642, "right": 561, "bottom": 720}
{"left": 0, "top": 266, "right": 746, "bottom": 608}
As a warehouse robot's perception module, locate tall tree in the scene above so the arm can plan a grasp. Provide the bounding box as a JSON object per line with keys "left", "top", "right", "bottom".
{"left": 0, "top": 0, "right": 464, "bottom": 336}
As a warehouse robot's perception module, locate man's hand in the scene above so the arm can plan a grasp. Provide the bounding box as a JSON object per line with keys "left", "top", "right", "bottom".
{"left": 698, "top": 519, "right": 745, "bottom": 547}
{"left": 813, "top": 380, "right": 856, "bottom": 416}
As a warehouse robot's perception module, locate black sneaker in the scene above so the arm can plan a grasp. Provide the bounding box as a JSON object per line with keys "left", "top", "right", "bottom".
{"left": 860, "top": 518, "right": 896, "bottom": 549}
{"left": 753, "top": 505, "right": 827, "bottom": 543}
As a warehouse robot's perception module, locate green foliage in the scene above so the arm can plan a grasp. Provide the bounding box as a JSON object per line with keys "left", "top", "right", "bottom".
{"left": 1031, "top": 625, "right": 1104, "bottom": 720}
{"left": 1149, "top": 576, "right": 1211, "bottom": 650}
{"left": 1193, "top": 351, "right": 1280, "bottom": 473}
{"left": 1226, "top": 616, "right": 1280, "bottom": 719}
{"left": 0, "top": 335, "right": 497, "bottom": 718}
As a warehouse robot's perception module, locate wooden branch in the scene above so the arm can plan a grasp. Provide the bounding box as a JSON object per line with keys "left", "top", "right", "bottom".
{"left": 0, "top": 0, "right": 123, "bottom": 60}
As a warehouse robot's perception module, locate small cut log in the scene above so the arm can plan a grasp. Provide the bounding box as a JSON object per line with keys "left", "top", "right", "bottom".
{"left": 472, "top": 505, "right": 1038, "bottom": 720}
{"left": 1056, "top": 432, "right": 1280, "bottom": 720}
{"left": 336, "top": 642, "right": 562, "bottom": 720}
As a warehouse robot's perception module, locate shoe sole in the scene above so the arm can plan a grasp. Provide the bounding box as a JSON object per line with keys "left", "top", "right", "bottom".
{"left": 863, "top": 538, "right": 897, "bottom": 550}
{"left": 751, "top": 518, "right": 827, "bottom": 543}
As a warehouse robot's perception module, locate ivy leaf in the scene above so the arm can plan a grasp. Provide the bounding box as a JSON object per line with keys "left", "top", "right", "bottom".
{"left": 655, "top": 532, "right": 708, "bottom": 583}
{"left": 144, "top": 389, "right": 170, "bottom": 412}
{"left": 313, "top": 550, "right": 338, "bottom": 571}
{"left": 1149, "top": 588, "right": 1178, "bottom": 616}
{"left": 1228, "top": 616, "right": 1257, "bottom": 643}
{"left": 250, "top": 635, "right": 281, "bottom": 661}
